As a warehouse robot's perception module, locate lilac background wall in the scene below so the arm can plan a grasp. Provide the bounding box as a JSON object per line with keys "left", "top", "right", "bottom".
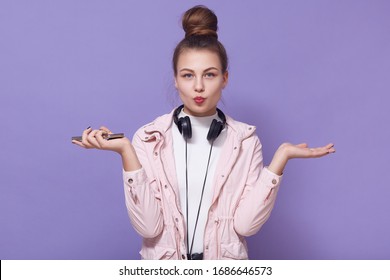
{"left": 1, "top": 0, "right": 389, "bottom": 259}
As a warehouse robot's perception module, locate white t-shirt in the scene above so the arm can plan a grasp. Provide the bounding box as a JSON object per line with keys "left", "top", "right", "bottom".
{"left": 172, "top": 109, "right": 227, "bottom": 255}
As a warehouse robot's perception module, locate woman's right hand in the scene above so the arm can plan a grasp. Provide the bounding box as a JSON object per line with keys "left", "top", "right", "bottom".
{"left": 72, "top": 126, "right": 142, "bottom": 171}
{"left": 72, "top": 126, "right": 131, "bottom": 155}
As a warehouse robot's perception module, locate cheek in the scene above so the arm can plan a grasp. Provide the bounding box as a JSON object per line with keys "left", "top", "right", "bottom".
{"left": 177, "top": 81, "right": 193, "bottom": 93}
{"left": 177, "top": 82, "right": 192, "bottom": 96}
{"left": 208, "top": 80, "right": 225, "bottom": 93}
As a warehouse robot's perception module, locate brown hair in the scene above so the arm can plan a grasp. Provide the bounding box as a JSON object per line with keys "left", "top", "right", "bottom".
{"left": 172, "top": 5, "right": 228, "bottom": 75}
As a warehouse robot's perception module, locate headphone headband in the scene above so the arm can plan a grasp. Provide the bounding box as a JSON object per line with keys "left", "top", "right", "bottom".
{"left": 173, "top": 105, "right": 226, "bottom": 142}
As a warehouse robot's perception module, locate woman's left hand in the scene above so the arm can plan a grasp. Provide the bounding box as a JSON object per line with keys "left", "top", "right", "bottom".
{"left": 268, "top": 143, "right": 336, "bottom": 175}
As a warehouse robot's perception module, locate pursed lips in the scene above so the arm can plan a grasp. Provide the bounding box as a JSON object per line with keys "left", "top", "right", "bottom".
{"left": 194, "top": 96, "right": 205, "bottom": 104}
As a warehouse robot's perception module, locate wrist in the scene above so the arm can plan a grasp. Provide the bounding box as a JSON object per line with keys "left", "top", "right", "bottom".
{"left": 268, "top": 147, "right": 289, "bottom": 175}
{"left": 119, "top": 142, "right": 142, "bottom": 171}
{"left": 118, "top": 140, "right": 133, "bottom": 157}
{"left": 111, "top": 136, "right": 131, "bottom": 155}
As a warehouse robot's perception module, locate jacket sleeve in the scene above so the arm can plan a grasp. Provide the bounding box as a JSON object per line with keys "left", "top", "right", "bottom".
{"left": 233, "top": 136, "right": 282, "bottom": 236}
{"left": 122, "top": 130, "right": 164, "bottom": 239}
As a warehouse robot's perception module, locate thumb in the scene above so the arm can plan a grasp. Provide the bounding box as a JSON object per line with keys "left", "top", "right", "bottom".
{"left": 295, "top": 143, "right": 308, "bottom": 148}
{"left": 99, "top": 126, "right": 112, "bottom": 134}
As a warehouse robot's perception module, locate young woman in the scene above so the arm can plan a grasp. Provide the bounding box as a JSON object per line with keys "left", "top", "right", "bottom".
{"left": 72, "top": 5, "right": 335, "bottom": 260}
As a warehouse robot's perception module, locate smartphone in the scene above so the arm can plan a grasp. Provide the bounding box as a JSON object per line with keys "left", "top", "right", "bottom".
{"left": 71, "top": 133, "right": 125, "bottom": 142}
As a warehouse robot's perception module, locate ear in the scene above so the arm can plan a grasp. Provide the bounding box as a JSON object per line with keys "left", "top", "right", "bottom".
{"left": 222, "top": 71, "right": 229, "bottom": 89}
{"left": 174, "top": 77, "right": 178, "bottom": 89}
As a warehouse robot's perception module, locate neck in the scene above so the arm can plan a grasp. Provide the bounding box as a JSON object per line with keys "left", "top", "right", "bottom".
{"left": 183, "top": 107, "right": 217, "bottom": 117}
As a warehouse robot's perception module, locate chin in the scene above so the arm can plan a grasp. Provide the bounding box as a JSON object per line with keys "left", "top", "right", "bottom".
{"left": 186, "top": 106, "right": 216, "bottom": 117}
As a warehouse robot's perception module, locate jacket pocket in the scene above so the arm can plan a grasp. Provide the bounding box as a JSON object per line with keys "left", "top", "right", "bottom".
{"left": 140, "top": 245, "right": 177, "bottom": 260}
{"left": 220, "top": 242, "right": 248, "bottom": 260}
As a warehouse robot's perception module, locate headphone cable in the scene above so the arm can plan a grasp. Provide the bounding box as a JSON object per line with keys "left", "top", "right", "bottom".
{"left": 185, "top": 141, "right": 189, "bottom": 255}
{"left": 186, "top": 140, "right": 214, "bottom": 258}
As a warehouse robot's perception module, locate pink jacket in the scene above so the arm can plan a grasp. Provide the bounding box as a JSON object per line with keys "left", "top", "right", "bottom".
{"left": 123, "top": 109, "right": 282, "bottom": 260}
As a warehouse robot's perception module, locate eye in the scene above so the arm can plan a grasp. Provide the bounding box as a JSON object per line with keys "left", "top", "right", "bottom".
{"left": 181, "top": 73, "right": 193, "bottom": 79}
{"left": 204, "top": 72, "right": 216, "bottom": 78}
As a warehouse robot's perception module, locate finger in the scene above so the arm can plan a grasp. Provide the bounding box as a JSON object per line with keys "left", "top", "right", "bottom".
{"left": 86, "top": 129, "right": 102, "bottom": 149}
{"left": 82, "top": 126, "right": 92, "bottom": 139}
{"left": 310, "top": 146, "right": 334, "bottom": 157}
{"left": 81, "top": 126, "right": 94, "bottom": 148}
{"left": 320, "top": 143, "right": 336, "bottom": 154}
{"left": 306, "top": 149, "right": 326, "bottom": 158}
{"left": 95, "top": 130, "right": 108, "bottom": 149}
{"left": 99, "top": 126, "right": 112, "bottom": 139}
{"left": 72, "top": 139, "right": 87, "bottom": 148}
{"left": 325, "top": 143, "right": 334, "bottom": 149}
{"left": 328, "top": 146, "right": 336, "bottom": 153}
{"left": 99, "top": 126, "right": 112, "bottom": 134}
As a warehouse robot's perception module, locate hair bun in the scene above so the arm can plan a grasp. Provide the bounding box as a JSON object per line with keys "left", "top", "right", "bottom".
{"left": 182, "top": 5, "right": 218, "bottom": 39}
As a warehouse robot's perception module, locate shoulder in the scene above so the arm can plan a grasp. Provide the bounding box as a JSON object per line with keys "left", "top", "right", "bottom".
{"left": 225, "top": 114, "right": 259, "bottom": 141}
{"left": 133, "top": 109, "right": 175, "bottom": 140}
{"left": 225, "top": 115, "right": 263, "bottom": 156}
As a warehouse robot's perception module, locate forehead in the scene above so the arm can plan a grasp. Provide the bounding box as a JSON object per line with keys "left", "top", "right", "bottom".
{"left": 177, "top": 49, "right": 222, "bottom": 70}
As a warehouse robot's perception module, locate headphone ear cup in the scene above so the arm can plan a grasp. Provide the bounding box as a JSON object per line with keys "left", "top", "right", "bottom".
{"left": 179, "top": 116, "right": 192, "bottom": 141}
{"left": 207, "top": 119, "right": 223, "bottom": 142}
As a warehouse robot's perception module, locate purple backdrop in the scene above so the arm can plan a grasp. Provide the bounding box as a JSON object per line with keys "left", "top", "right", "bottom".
{"left": 1, "top": 0, "right": 389, "bottom": 260}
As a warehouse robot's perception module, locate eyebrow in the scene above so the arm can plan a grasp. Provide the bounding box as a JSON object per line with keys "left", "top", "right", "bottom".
{"left": 179, "top": 67, "right": 220, "bottom": 73}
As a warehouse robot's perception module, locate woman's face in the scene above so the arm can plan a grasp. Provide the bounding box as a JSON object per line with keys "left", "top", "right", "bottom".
{"left": 175, "top": 49, "right": 228, "bottom": 117}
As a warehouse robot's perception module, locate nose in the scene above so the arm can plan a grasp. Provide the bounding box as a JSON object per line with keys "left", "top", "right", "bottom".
{"left": 194, "top": 77, "right": 205, "bottom": 93}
